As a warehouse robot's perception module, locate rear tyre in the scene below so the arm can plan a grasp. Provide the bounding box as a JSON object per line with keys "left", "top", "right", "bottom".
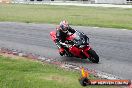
{"left": 87, "top": 49, "right": 99, "bottom": 63}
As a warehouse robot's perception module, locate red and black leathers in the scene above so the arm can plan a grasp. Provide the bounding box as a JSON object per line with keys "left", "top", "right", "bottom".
{"left": 55, "top": 26, "right": 75, "bottom": 55}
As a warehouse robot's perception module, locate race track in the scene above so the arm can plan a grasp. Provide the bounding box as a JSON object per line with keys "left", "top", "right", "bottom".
{"left": 0, "top": 22, "right": 132, "bottom": 79}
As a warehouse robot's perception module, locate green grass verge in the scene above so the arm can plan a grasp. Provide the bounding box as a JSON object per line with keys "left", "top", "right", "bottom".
{"left": 0, "top": 4, "right": 132, "bottom": 30}
{"left": 0, "top": 55, "right": 118, "bottom": 88}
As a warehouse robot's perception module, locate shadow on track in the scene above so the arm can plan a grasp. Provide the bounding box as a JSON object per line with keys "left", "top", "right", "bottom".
{"left": 59, "top": 56, "right": 99, "bottom": 65}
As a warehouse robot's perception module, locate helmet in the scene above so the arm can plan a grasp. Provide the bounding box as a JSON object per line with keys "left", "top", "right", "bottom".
{"left": 60, "top": 20, "right": 69, "bottom": 33}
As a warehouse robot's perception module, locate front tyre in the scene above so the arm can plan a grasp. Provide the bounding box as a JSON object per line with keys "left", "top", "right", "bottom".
{"left": 87, "top": 49, "right": 99, "bottom": 63}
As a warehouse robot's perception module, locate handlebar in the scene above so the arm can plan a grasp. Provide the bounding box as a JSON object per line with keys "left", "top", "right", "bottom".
{"left": 60, "top": 42, "right": 72, "bottom": 48}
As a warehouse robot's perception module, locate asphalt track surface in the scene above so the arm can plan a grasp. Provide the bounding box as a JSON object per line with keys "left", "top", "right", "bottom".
{"left": 0, "top": 22, "right": 132, "bottom": 79}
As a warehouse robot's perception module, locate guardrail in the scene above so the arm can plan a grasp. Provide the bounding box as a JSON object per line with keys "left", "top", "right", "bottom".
{"left": 11, "top": 0, "right": 94, "bottom": 4}
{"left": 1, "top": 0, "right": 131, "bottom": 5}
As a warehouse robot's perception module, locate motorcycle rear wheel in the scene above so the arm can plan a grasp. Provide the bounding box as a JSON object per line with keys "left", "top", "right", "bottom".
{"left": 87, "top": 49, "right": 99, "bottom": 63}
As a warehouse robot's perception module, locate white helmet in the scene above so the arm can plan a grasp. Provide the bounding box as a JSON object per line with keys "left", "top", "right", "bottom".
{"left": 60, "top": 20, "right": 69, "bottom": 33}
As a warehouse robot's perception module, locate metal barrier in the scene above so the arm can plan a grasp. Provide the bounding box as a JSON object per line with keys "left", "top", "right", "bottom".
{"left": 11, "top": 0, "right": 94, "bottom": 4}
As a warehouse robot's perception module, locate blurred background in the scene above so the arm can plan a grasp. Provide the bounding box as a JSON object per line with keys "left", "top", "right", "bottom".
{"left": 0, "top": 0, "right": 132, "bottom": 5}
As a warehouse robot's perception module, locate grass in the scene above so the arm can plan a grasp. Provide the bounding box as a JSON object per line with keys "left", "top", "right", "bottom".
{"left": 0, "top": 55, "right": 118, "bottom": 88}
{"left": 0, "top": 4, "right": 132, "bottom": 29}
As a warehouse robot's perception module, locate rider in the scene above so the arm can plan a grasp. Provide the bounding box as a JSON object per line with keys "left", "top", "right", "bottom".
{"left": 55, "top": 20, "right": 75, "bottom": 56}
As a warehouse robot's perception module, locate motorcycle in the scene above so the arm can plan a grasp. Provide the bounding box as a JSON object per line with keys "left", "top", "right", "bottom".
{"left": 50, "top": 30, "right": 99, "bottom": 63}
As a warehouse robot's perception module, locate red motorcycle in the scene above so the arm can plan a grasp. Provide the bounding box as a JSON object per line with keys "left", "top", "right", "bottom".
{"left": 50, "top": 30, "right": 99, "bottom": 63}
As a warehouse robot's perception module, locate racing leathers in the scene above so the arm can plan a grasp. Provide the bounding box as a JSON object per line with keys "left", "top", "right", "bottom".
{"left": 55, "top": 26, "right": 75, "bottom": 55}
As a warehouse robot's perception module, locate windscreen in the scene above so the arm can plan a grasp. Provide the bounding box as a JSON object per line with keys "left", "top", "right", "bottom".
{"left": 72, "top": 31, "right": 87, "bottom": 46}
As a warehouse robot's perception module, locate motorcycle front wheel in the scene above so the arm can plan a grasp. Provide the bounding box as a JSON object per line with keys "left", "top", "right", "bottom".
{"left": 87, "top": 49, "right": 99, "bottom": 63}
